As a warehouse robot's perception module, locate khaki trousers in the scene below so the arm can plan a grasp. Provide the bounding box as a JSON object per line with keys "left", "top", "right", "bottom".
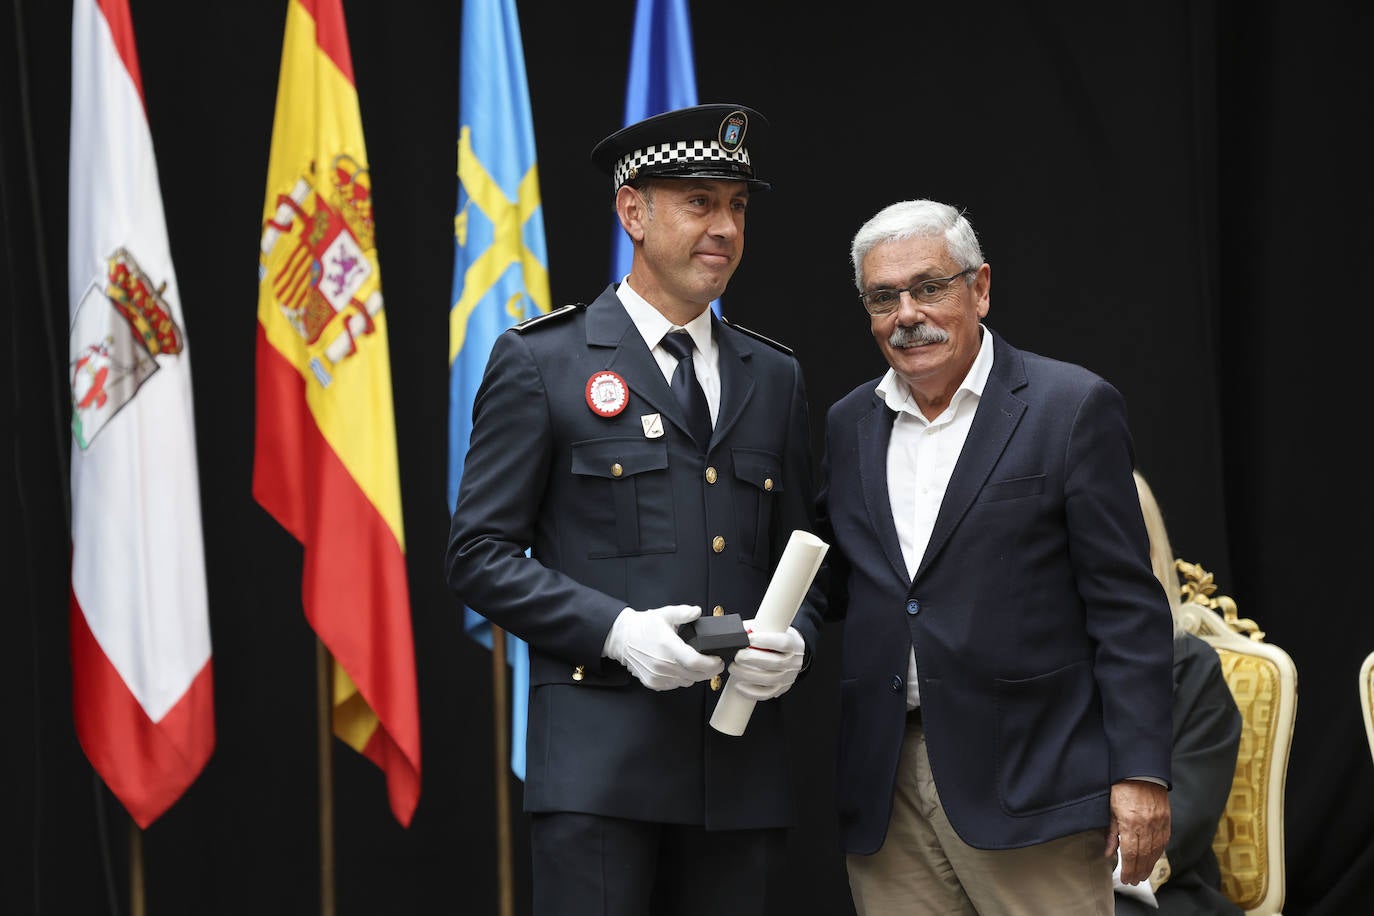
{"left": 846, "top": 714, "right": 1114, "bottom": 916}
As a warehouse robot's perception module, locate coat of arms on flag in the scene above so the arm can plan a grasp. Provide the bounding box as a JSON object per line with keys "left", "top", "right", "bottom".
{"left": 259, "top": 153, "right": 381, "bottom": 389}
{"left": 69, "top": 247, "right": 184, "bottom": 450}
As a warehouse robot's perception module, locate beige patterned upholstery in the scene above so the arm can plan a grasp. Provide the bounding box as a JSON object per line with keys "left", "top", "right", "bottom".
{"left": 1361, "top": 651, "right": 1374, "bottom": 766}
{"left": 1174, "top": 560, "right": 1295, "bottom": 916}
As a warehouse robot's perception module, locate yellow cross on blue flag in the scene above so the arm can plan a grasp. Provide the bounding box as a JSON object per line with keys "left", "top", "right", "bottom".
{"left": 449, "top": 0, "right": 550, "bottom": 780}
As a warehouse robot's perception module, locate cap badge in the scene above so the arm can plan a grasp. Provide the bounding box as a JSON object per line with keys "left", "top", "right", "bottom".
{"left": 586, "top": 370, "right": 629, "bottom": 417}
{"left": 718, "top": 111, "right": 748, "bottom": 153}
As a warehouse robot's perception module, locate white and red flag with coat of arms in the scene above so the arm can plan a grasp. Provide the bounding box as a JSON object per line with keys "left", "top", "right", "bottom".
{"left": 67, "top": 0, "right": 215, "bottom": 828}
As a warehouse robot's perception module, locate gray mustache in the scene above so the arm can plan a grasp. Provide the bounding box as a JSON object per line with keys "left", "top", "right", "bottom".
{"left": 888, "top": 325, "right": 950, "bottom": 348}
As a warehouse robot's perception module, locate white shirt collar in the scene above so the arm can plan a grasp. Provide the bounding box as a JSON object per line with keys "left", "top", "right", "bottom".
{"left": 617, "top": 278, "right": 714, "bottom": 353}
{"left": 875, "top": 324, "right": 994, "bottom": 421}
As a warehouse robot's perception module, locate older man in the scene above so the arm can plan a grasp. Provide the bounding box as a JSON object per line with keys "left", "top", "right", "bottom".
{"left": 817, "top": 198, "right": 1173, "bottom": 916}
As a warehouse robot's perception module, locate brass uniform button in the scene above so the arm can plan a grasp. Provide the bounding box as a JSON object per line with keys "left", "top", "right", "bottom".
{"left": 764, "top": 478, "right": 774, "bottom": 491}
{"left": 572, "top": 665, "right": 584, "bottom": 682}
{"left": 712, "top": 536, "right": 725, "bottom": 553}
{"left": 712, "top": 605, "right": 724, "bottom": 616}
{"left": 610, "top": 463, "right": 623, "bottom": 478}
{"left": 705, "top": 466, "right": 718, "bottom": 484}
{"left": 710, "top": 674, "right": 722, "bottom": 691}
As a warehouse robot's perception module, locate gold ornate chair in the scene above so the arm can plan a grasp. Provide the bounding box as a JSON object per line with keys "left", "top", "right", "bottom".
{"left": 1361, "top": 650, "right": 1374, "bottom": 766}
{"left": 1174, "top": 559, "right": 1296, "bottom": 916}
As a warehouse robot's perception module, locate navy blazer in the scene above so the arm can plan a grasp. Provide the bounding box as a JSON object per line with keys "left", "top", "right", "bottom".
{"left": 446, "top": 285, "right": 822, "bottom": 830}
{"left": 817, "top": 326, "right": 1173, "bottom": 853}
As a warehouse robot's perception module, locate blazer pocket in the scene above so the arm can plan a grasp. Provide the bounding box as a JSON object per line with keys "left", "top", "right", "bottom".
{"left": 993, "top": 659, "right": 1107, "bottom": 815}
{"left": 571, "top": 437, "right": 674, "bottom": 557}
{"left": 979, "top": 473, "right": 1045, "bottom": 503}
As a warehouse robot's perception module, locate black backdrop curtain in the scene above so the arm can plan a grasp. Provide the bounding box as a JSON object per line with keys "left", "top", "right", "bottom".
{"left": 5, "top": 0, "right": 1371, "bottom": 913}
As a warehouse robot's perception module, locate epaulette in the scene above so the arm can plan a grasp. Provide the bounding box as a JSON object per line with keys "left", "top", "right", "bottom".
{"left": 513, "top": 303, "right": 584, "bottom": 333}
{"left": 721, "top": 317, "right": 793, "bottom": 355}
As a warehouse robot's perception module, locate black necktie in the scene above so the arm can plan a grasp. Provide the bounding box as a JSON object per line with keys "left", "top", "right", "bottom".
{"left": 660, "top": 330, "right": 712, "bottom": 448}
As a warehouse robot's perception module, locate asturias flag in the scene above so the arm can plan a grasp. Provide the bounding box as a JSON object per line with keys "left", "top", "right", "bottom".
{"left": 255, "top": 0, "right": 421, "bottom": 826}
{"left": 449, "top": 0, "right": 551, "bottom": 781}
{"left": 67, "top": 0, "right": 215, "bottom": 829}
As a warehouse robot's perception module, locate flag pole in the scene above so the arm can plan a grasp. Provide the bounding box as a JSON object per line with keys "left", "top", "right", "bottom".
{"left": 316, "top": 640, "right": 336, "bottom": 916}
{"left": 129, "top": 820, "right": 145, "bottom": 916}
{"left": 491, "top": 625, "right": 514, "bottom": 916}
{"left": 452, "top": 2, "right": 544, "bottom": 909}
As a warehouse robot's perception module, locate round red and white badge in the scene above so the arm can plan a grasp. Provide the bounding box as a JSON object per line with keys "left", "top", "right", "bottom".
{"left": 585, "top": 370, "right": 628, "bottom": 417}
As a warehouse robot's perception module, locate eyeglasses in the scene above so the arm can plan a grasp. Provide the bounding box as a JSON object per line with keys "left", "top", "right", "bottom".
{"left": 859, "top": 267, "right": 976, "bottom": 316}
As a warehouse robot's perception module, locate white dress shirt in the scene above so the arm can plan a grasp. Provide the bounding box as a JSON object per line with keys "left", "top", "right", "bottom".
{"left": 878, "top": 325, "right": 994, "bottom": 709}
{"left": 617, "top": 279, "right": 721, "bottom": 422}
{"left": 603, "top": 281, "right": 726, "bottom": 640}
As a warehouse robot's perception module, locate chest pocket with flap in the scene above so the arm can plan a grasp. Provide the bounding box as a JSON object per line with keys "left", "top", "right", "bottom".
{"left": 733, "top": 447, "right": 782, "bottom": 569}
{"left": 570, "top": 437, "right": 673, "bottom": 557}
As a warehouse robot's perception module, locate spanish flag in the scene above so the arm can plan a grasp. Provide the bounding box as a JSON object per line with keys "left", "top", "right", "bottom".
{"left": 68, "top": 0, "right": 214, "bottom": 829}
{"left": 254, "top": 0, "right": 421, "bottom": 826}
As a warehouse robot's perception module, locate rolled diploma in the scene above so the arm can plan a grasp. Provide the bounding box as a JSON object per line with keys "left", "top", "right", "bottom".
{"left": 709, "top": 529, "right": 829, "bottom": 736}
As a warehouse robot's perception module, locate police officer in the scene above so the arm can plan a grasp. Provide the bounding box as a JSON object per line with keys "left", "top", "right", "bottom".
{"left": 446, "top": 104, "right": 823, "bottom": 916}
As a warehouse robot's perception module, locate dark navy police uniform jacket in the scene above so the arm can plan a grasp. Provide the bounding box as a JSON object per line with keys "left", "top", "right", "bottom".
{"left": 447, "top": 284, "right": 823, "bottom": 830}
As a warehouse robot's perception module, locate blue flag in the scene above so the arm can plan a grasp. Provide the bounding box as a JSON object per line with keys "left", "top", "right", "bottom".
{"left": 611, "top": 0, "right": 715, "bottom": 314}
{"left": 450, "top": 0, "right": 549, "bottom": 781}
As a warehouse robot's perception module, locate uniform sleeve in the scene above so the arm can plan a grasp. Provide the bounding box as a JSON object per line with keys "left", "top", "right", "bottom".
{"left": 771, "top": 355, "right": 826, "bottom": 658}
{"left": 445, "top": 331, "right": 626, "bottom": 666}
{"left": 813, "top": 402, "right": 850, "bottom": 624}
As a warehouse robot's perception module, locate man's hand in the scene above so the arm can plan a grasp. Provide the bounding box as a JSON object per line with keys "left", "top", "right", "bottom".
{"left": 1106, "top": 779, "right": 1171, "bottom": 886}
{"left": 603, "top": 605, "right": 723, "bottom": 691}
{"left": 725, "top": 622, "right": 805, "bottom": 701}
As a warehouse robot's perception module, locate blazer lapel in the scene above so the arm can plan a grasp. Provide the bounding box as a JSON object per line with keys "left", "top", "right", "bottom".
{"left": 915, "top": 333, "right": 1028, "bottom": 580}
{"left": 857, "top": 397, "right": 910, "bottom": 586}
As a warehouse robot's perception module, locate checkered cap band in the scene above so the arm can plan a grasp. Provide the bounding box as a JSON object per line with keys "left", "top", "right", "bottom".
{"left": 613, "top": 140, "right": 753, "bottom": 189}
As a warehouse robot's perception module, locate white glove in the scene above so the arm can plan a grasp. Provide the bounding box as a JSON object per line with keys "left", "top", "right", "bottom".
{"left": 602, "top": 605, "right": 724, "bottom": 691}
{"left": 726, "top": 622, "right": 805, "bottom": 701}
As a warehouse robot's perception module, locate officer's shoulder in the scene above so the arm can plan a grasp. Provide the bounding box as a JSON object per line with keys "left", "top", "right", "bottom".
{"left": 512, "top": 303, "right": 585, "bottom": 334}
{"left": 721, "top": 318, "right": 793, "bottom": 355}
